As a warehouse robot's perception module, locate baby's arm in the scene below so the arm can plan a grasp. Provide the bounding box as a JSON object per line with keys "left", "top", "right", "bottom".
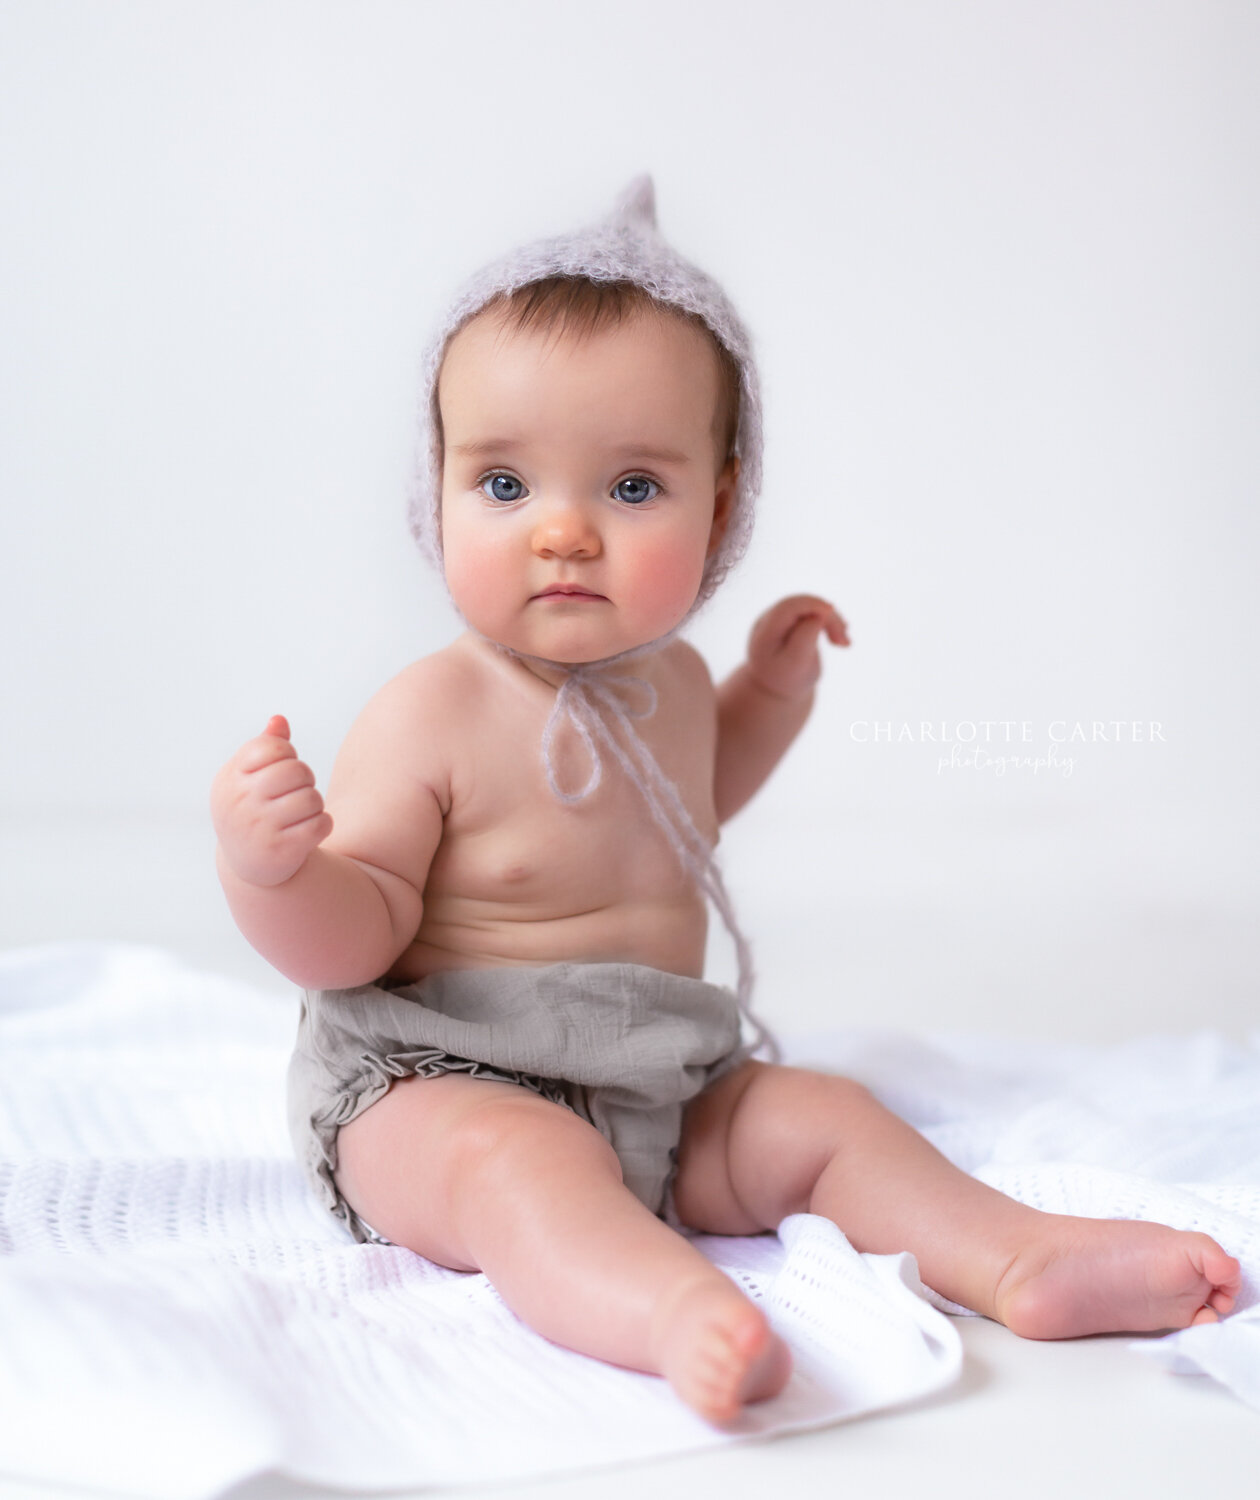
{"left": 713, "top": 595, "right": 849, "bottom": 822}
{"left": 212, "top": 677, "right": 445, "bottom": 989}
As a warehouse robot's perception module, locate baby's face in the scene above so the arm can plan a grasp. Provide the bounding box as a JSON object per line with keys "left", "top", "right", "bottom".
{"left": 437, "top": 305, "right": 737, "bottom": 665}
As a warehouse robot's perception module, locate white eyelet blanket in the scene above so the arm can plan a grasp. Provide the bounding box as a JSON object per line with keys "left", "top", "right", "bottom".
{"left": 1, "top": 945, "right": 1256, "bottom": 1500}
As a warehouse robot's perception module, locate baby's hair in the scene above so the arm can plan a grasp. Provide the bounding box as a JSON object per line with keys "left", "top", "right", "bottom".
{"left": 439, "top": 274, "right": 742, "bottom": 476}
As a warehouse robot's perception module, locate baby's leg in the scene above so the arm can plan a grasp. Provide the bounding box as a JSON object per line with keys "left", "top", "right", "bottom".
{"left": 674, "top": 1063, "right": 1242, "bottom": 1339}
{"left": 333, "top": 1072, "right": 791, "bottom": 1422}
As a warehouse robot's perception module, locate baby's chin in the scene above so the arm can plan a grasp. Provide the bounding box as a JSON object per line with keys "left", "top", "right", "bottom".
{"left": 459, "top": 607, "right": 694, "bottom": 669}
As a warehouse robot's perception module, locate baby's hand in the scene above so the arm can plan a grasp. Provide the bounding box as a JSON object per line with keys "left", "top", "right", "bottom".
{"left": 210, "top": 715, "right": 334, "bottom": 888}
{"left": 746, "top": 595, "right": 850, "bottom": 701}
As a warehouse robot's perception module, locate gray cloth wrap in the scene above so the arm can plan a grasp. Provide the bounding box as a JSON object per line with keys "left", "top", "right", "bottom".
{"left": 287, "top": 961, "right": 751, "bottom": 1243}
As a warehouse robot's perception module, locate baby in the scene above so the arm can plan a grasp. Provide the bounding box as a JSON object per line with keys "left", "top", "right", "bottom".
{"left": 211, "top": 178, "right": 1240, "bottom": 1425}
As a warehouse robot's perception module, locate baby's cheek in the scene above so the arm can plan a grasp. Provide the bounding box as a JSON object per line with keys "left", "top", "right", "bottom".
{"left": 627, "top": 535, "right": 708, "bottom": 629}
{"left": 443, "top": 530, "right": 515, "bottom": 626}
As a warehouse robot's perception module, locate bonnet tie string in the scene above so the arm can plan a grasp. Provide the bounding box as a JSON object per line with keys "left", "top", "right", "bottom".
{"left": 538, "top": 661, "right": 781, "bottom": 1063}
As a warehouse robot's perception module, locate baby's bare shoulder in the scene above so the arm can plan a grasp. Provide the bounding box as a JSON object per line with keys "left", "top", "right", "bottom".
{"left": 369, "top": 639, "right": 487, "bottom": 714}
{"left": 662, "top": 636, "right": 713, "bottom": 680}
{"left": 329, "top": 641, "right": 484, "bottom": 809}
{"left": 659, "top": 638, "right": 717, "bottom": 705}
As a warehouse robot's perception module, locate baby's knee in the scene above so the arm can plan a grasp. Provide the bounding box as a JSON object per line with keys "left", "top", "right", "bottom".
{"left": 803, "top": 1069, "right": 877, "bottom": 1114}
{"left": 751, "top": 1064, "right": 878, "bottom": 1130}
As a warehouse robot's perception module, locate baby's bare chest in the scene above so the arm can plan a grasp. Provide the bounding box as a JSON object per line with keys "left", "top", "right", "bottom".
{"left": 429, "top": 687, "right": 718, "bottom": 916}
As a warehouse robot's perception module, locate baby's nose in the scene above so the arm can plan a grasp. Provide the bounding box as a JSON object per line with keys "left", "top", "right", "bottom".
{"left": 531, "top": 499, "right": 602, "bottom": 559}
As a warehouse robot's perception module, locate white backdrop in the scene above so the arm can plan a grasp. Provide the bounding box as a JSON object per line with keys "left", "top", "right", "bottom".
{"left": 1, "top": 0, "right": 1256, "bottom": 1039}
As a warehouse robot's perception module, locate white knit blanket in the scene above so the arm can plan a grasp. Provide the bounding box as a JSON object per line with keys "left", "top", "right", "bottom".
{"left": 1, "top": 946, "right": 1256, "bottom": 1499}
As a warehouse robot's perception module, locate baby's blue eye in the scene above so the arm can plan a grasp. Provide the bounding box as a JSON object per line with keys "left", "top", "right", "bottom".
{"left": 481, "top": 473, "right": 526, "bottom": 503}
{"left": 613, "top": 476, "right": 658, "bottom": 505}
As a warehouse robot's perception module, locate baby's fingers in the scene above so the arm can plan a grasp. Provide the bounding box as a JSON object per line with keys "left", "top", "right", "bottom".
{"left": 254, "top": 755, "right": 329, "bottom": 841}
{"left": 823, "top": 608, "right": 850, "bottom": 646}
{"left": 784, "top": 600, "right": 848, "bottom": 649}
{"left": 237, "top": 726, "right": 299, "bottom": 774}
{"left": 779, "top": 610, "right": 826, "bottom": 655}
{"left": 271, "top": 785, "right": 333, "bottom": 837}
{"left": 251, "top": 753, "right": 317, "bottom": 802}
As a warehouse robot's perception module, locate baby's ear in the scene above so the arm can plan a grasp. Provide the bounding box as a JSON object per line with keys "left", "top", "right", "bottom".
{"left": 707, "top": 460, "right": 739, "bottom": 556}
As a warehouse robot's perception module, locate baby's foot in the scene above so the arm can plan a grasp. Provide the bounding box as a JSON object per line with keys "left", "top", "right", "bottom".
{"left": 994, "top": 1216, "right": 1242, "bottom": 1340}
{"left": 653, "top": 1277, "right": 792, "bottom": 1425}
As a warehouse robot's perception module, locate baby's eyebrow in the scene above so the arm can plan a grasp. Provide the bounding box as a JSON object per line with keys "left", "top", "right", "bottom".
{"left": 451, "top": 439, "right": 526, "bottom": 456}
{"left": 612, "top": 445, "right": 692, "bottom": 466}
{"left": 452, "top": 438, "right": 692, "bottom": 466}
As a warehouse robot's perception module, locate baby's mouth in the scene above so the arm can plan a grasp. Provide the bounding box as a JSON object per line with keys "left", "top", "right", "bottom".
{"left": 532, "top": 585, "right": 608, "bottom": 601}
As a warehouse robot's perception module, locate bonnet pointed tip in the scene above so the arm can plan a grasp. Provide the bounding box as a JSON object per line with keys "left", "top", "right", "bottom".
{"left": 611, "top": 173, "right": 658, "bottom": 235}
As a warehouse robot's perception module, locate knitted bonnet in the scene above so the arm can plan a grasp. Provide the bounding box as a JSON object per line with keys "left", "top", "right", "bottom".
{"left": 406, "top": 173, "right": 762, "bottom": 612}
{"left": 406, "top": 176, "right": 777, "bottom": 1060}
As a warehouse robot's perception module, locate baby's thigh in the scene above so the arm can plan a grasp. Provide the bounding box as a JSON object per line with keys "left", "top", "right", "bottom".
{"left": 333, "top": 1073, "right": 617, "bottom": 1270}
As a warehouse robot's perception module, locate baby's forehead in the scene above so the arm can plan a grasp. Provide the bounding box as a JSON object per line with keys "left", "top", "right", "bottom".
{"left": 440, "top": 299, "right": 717, "bottom": 383}
{"left": 437, "top": 305, "right": 724, "bottom": 459}
{"left": 433, "top": 291, "right": 736, "bottom": 478}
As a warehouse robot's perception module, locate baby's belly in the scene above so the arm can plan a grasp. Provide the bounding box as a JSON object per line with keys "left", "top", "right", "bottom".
{"left": 383, "top": 893, "right": 709, "bottom": 985}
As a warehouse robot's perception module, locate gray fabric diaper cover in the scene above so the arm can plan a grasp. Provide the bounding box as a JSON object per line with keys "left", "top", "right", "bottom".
{"left": 286, "top": 961, "right": 751, "bottom": 1244}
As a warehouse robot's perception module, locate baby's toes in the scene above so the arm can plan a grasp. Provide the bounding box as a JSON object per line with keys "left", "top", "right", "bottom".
{"left": 689, "top": 1338, "right": 743, "bottom": 1421}
{"left": 1195, "top": 1238, "right": 1242, "bottom": 1295}
{"left": 1206, "top": 1284, "right": 1237, "bottom": 1317}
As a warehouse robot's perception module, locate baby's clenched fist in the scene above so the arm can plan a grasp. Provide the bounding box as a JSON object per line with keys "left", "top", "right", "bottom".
{"left": 211, "top": 715, "right": 333, "bottom": 887}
